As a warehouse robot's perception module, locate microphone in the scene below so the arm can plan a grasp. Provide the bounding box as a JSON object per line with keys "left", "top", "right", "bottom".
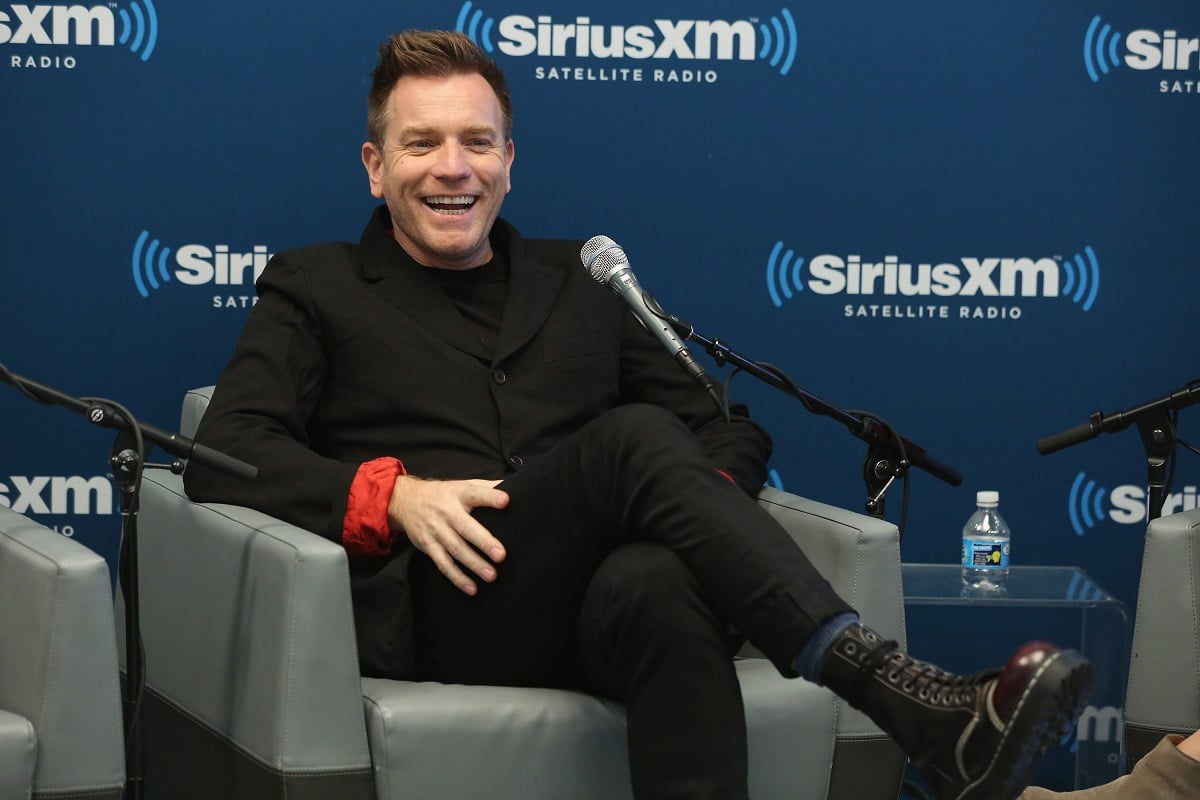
{"left": 580, "top": 235, "right": 714, "bottom": 391}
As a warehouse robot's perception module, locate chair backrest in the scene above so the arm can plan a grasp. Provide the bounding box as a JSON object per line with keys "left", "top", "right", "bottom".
{"left": 1123, "top": 508, "right": 1200, "bottom": 765}
{"left": 181, "top": 385, "right": 216, "bottom": 437}
{"left": 0, "top": 507, "right": 124, "bottom": 800}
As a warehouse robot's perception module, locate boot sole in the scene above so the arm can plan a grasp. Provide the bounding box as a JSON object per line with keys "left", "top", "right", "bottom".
{"left": 957, "top": 648, "right": 1094, "bottom": 800}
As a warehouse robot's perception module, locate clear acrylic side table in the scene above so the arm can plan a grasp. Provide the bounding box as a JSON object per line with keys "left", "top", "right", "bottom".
{"left": 901, "top": 564, "right": 1131, "bottom": 791}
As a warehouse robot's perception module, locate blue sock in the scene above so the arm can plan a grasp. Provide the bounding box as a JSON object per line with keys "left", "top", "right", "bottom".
{"left": 793, "top": 611, "right": 859, "bottom": 685}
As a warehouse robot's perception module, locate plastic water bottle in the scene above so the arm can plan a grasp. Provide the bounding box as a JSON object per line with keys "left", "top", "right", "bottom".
{"left": 961, "top": 490, "right": 1010, "bottom": 592}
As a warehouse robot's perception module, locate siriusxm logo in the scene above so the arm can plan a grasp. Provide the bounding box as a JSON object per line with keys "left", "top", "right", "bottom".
{"left": 1084, "top": 15, "right": 1200, "bottom": 88}
{"left": 1067, "top": 471, "right": 1200, "bottom": 535}
{"left": 0, "top": 475, "right": 113, "bottom": 516}
{"left": 765, "top": 242, "right": 1101, "bottom": 313}
{"left": 455, "top": 2, "right": 798, "bottom": 76}
{"left": 1, "top": 1, "right": 158, "bottom": 64}
{"left": 132, "top": 230, "right": 272, "bottom": 302}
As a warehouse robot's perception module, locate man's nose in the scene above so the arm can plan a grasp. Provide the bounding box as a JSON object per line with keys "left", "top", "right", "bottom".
{"left": 431, "top": 141, "right": 471, "bottom": 179}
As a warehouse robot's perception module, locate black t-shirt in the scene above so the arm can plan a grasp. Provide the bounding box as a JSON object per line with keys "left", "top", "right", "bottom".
{"left": 425, "top": 250, "right": 510, "bottom": 355}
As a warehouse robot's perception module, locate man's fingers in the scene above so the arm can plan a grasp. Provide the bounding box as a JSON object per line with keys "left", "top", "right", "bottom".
{"left": 444, "top": 532, "right": 498, "bottom": 583}
{"left": 420, "top": 516, "right": 501, "bottom": 595}
{"left": 430, "top": 546, "right": 479, "bottom": 596}
{"left": 459, "top": 519, "right": 507, "bottom": 564}
{"left": 447, "top": 483, "right": 507, "bottom": 562}
{"left": 472, "top": 480, "right": 509, "bottom": 510}
{"left": 390, "top": 476, "right": 510, "bottom": 593}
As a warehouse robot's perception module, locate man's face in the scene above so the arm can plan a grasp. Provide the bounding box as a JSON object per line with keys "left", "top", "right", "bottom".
{"left": 362, "top": 72, "right": 514, "bottom": 269}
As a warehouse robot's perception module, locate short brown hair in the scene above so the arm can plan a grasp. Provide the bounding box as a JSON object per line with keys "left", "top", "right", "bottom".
{"left": 367, "top": 30, "right": 513, "bottom": 147}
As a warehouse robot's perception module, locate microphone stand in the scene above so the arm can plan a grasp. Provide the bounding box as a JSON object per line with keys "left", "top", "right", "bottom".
{"left": 663, "top": 315, "right": 962, "bottom": 519}
{"left": 0, "top": 365, "right": 256, "bottom": 800}
{"left": 1037, "top": 382, "right": 1200, "bottom": 523}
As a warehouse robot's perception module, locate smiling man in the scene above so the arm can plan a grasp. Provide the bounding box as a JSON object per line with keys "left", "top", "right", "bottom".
{"left": 361, "top": 69, "right": 514, "bottom": 269}
{"left": 185, "top": 30, "right": 1093, "bottom": 800}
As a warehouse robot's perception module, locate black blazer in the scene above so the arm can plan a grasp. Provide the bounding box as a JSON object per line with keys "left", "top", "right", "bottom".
{"left": 184, "top": 205, "right": 772, "bottom": 676}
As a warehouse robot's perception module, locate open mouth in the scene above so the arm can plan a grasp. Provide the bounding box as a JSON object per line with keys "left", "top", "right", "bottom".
{"left": 423, "top": 195, "right": 478, "bottom": 215}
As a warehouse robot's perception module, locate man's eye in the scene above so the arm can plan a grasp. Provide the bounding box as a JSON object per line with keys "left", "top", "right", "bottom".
{"left": 467, "top": 140, "right": 494, "bottom": 151}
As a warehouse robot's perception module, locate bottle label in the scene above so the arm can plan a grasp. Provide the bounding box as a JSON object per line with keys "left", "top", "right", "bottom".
{"left": 962, "top": 540, "right": 1010, "bottom": 569}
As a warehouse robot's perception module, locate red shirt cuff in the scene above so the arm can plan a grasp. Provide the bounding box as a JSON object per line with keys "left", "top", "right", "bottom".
{"left": 342, "top": 457, "right": 406, "bottom": 557}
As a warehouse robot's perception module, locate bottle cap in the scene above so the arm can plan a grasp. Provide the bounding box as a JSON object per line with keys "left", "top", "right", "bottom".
{"left": 976, "top": 490, "right": 999, "bottom": 505}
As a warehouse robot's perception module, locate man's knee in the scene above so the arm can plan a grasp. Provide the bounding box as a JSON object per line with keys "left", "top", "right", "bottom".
{"left": 591, "top": 404, "right": 705, "bottom": 469}
{"left": 583, "top": 543, "right": 716, "bottom": 630}
{"left": 602, "top": 403, "right": 690, "bottom": 441}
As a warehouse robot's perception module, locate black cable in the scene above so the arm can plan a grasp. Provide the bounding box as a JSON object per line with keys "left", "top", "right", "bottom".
{"left": 707, "top": 379, "right": 731, "bottom": 424}
{"left": 116, "top": 505, "right": 147, "bottom": 763}
{"left": 1161, "top": 377, "right": 1199, "bottom": 501}
{"left": 0, "top": 361, "right": 50, "bottom": 405}
{"left": 716, "top": 360, "right": 912, "bottom": 536}
{"left": 84, "top": 396, "right": 147, "bottom": 767}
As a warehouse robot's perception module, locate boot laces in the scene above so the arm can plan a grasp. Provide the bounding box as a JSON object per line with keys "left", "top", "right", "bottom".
{"left": 885, "top": 655, "right": 999, "bottom": 706}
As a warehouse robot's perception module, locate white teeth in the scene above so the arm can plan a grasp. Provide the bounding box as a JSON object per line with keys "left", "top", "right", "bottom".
{"left": 424, "top": 195, "right": 477, "bottom": 215}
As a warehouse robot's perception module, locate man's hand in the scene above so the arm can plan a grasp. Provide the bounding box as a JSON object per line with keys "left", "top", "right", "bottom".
{"left": 388, "top": 475, "right": 509, "bottom": 595}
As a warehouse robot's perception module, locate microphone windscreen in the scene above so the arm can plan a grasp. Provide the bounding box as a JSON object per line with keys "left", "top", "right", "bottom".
{"left": 580, "top": 235, "right": 628, "bottom": 283}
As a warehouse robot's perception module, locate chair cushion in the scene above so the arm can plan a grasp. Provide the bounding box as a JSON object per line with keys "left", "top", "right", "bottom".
{"left": 363, "top": 658, "right": 838, "bottom": 800}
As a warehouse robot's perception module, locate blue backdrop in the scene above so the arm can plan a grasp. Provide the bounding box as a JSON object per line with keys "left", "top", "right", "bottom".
{"left": 2, "top": 0, "right": 1198, "bottom": 786}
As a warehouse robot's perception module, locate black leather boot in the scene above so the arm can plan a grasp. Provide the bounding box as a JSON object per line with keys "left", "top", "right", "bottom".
{"left": 820, "top": 625, "right": 1093, "bottom": 800}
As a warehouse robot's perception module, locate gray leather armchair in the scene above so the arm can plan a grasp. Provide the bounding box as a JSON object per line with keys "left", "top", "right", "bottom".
{"left": 117, "top": 386, "right": 908, "bottom": 800}
{"left": 0, "top": 507, "right": 124, "bottom": 800}
{"left": 1123, "top": 508, "right": 1200, "bottom": 765}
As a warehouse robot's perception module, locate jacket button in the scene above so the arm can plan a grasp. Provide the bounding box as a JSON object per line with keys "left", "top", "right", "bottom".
{"left": 508, "top": 455, "right": 525, "bottom": 469}
{"left": 492, "top": 368, "right": 507, "bottom": 385}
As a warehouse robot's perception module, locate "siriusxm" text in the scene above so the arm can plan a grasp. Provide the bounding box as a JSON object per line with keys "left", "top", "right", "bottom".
{"left": 0, "top": 4, "right": 114, "bottom": 45}
{"left": 497, "top": 16, "right": 757, "bottom": 61}
{"left": 807, "top": 255, "right": 1059, "bottom": 298}
{"left": 1126, "top": 29, "right": 1200, "bottom": 71}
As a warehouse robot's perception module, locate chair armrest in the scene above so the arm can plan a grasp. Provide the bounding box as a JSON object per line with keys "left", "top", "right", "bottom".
{"left": 753, "top": 488, "right": 907, "bottom": 742}
{"left": 121, "top": 471, "right": 371, "bottom": 775}
{"left": 0, "top": 709, "right": 36, "bottom": 800}
{"left": 0, "top": 507, "right": 124, "bottom": 796}
{"left": 755, "top": 487, "right": 906, "bottom": 647}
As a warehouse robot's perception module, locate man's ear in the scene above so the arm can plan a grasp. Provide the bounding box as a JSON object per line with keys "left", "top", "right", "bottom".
{"left": 362, "top": 141, "right": 384, "bottom": 198}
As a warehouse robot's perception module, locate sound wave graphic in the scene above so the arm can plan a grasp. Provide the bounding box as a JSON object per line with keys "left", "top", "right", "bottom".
{"left": 132, "top": 230, "right": 172, "bottom": 298}
{"left": 765, "top": 240, "right": 805, "bottom": 308}
{"left": 757, "top": 9, "right": 798, "bottom": 76}
{"left": 117, "top": 0, "right": 159, "bottom": 62}
{"left": 456, "top": 1, "right": 497, "bottom": 53}
{"left": 1084, "top": 15, "right": 1122, "bottom": 83}
{"left": 1065, "top": 569, "right": 1107, "bottom": 601}
{"left": 1067, "top": 471, "right": 1107, "bottom": 536}
{"left": 1062, "top": 246, "right": 1100, "bottom": 312}
{"left": 765, "top": 469, "right": 785, "bottom": 490}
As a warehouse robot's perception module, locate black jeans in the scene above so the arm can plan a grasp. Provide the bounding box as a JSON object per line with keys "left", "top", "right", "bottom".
{"left": 409, "top": 403, "right": 853, "bottom": 799}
